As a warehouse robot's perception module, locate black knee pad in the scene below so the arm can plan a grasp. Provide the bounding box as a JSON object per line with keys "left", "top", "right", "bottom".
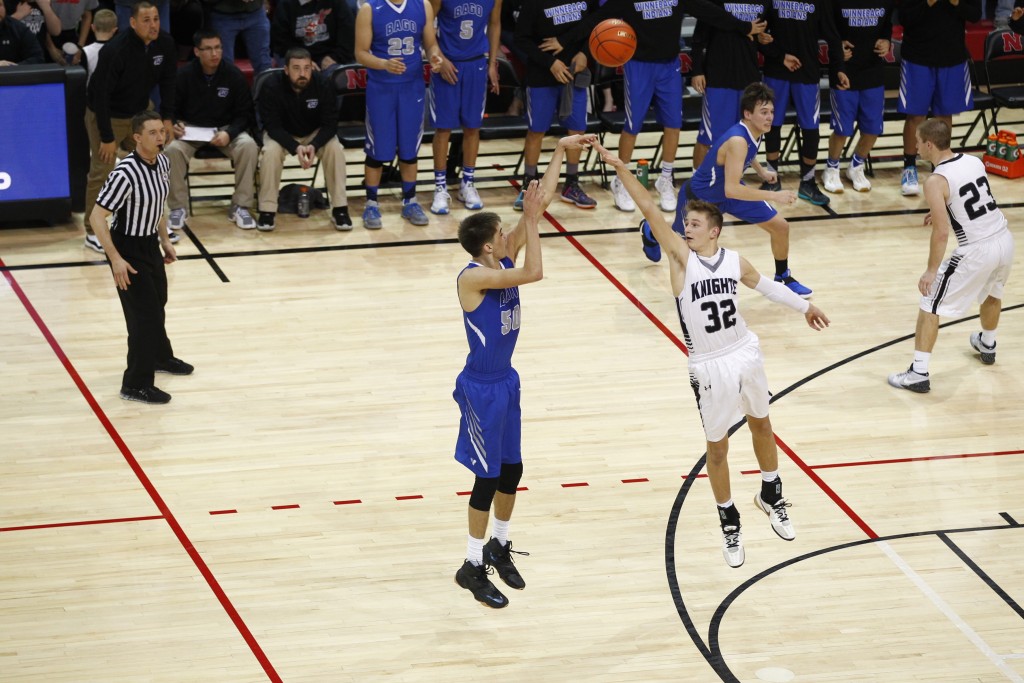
{"left": 497, "top": 463, "right": 523, "bottom": 495}
{"left": 365, "top": 157, "right": 385, "bottom": 169}
{"left": 800, "top": 128, "right": 820, "bottom": 161}
{"left": 764, "top": 126, "right": 782, "bottom": 156}
{"left": 469, "top": 475, "right": 500, "bottom": 512}
{"left": 398, "top": 157, "right": 417, "bottom": 167}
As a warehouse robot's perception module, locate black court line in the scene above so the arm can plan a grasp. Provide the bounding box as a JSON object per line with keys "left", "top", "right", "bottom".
{"left": 937, "top": 532, "right": 1024, "bottom": 622}
{"left": 1000, "top": 512, "right": 1019, "bottom": 526}
{"left": 181, "top": 223, "right": 229, "bottom": 283}
{"left": 665, "top": 305, "right": 1024, "bottom": 681}
{"left": 701, "top": 522, "right": 1023, "bottom": 682}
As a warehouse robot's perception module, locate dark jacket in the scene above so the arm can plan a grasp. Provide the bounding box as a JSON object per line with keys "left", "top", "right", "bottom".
{"left": 174, "top": 58, "right": 254, "bottom": 140}
{"left": 87, "top": 28, "right": 177, "bottom": 142}
{"left": 760, "top": 0, "right": 847, "bottom": 86}
{"left": 899, "top": 0, "right": 981, "bottom": 67}
{"left": 257, "top": 69, "right": 338, "bottom": 153}
{"left": 690, "top": 0, "right": 764, "bottom": 90}
{"left": 514, "top": 0, "right": 597, "bottom": 87}
{"left": 0, "top": 16, "right": 44, "bottom": 64}
{"left": 271, "top": 0, "right": 355, "bottom": 65}
{"left": 832, "top": 0, "right": 893, "bottom": 90}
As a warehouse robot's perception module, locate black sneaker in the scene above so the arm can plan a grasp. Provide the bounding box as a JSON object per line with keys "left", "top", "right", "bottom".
{"left": 454, "top": 560, "right": 509, "bottom": 608}
{"left": 483, "top": 538, "right": 528, "bottom": 590}
{"left": 332, "top": 206, "right": 353, "bottom": 231}
{"left": 798, "top": 180, "right": 830, "bottom": 206}
{"left": 155, "top": 357, "right": 194, "bottom": 375}
{"left": 257, "top": 211, "right": 276, "bottom": 232}
{"left": 119, "top": 386, "right": 172, "bottom": 404}
{"left": 970, "top": 332, "right": 996, "bottom": 365}
{"left": 760, "top": 178, "right": 782, "bottom": 192}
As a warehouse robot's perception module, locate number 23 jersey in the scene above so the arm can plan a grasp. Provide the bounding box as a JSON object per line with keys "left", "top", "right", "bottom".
{"left": 676, "top": 248, "right": 752, "bottom": 362}
{"left": 369, "top": 0, "right": 426, "bottom": 83}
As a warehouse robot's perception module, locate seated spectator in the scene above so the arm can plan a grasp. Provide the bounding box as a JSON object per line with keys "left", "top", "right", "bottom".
{"left": 204, "top": 0, "right": 271, "bottom": 74}
{"left": 256, "top": 47, "right": 351, "bottom": 231}
{"left": 165, "top": 29, "right": 259, "bottom": 230}
{"left": 271, "top": 0, "right": 353, "bottom": 75}
{"left": 81, "top": 7, "right": 115, "bottom": 82}
{"left": 0, "top": 0, "right": 45, "bottom": 63}
{"left": 48, "top": 0, "right": 98, "bottom": 65}
{"left": 5, "top": 0, "right": 62, "bottom": 60}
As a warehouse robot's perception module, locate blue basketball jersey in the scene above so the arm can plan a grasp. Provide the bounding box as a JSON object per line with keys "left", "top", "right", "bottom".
{"left": 690, "top": 121, "right": 761, "bottom": 203}
{"left": 369, "top": 0, "right": 426, "bottom": 83}
{"left": 436, "top": 0, "right": 495, "bottom": 61}
{"left": 460, "top": 257, "right": 521, "bottom": 377}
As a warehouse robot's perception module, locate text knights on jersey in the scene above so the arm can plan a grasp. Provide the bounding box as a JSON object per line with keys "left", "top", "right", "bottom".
{"left": 691, "top": 278, "right": 739, "bottom": 302}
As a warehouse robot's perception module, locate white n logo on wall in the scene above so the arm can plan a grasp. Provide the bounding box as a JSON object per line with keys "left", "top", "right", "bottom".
{"left": 0, "top": 172, "right": 11, "bottom": 191}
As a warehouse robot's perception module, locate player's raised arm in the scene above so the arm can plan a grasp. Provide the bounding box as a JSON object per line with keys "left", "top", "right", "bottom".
{"left": 739, "top": 255, "right": 829, "bottom": 330}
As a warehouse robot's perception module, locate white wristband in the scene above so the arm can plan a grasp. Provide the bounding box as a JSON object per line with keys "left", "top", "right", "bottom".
{"left": 754, "top": 275, "right": 810, "bottom": 314}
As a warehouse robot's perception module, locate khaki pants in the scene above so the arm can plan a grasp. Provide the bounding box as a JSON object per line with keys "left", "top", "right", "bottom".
{"left": 165, "top": 133, "right": 259, "bottom": 212}
{"left": 85, "top": 107, "right": 135, "bottom": 235}
{"left": 258, "top": 132, "right": 347, "bottom": 212}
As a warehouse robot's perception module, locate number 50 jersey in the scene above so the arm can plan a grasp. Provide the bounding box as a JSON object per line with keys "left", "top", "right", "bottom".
{"left": 369, "top": 0, "right": 427, "bottom": 83}
{"left": 677, "top": 248, "right": 752, "bottom": 362}
{"left": 460, "top": 257, "right": 522, "bottom": 376}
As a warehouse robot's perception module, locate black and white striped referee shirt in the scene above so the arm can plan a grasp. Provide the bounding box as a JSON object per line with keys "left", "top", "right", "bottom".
{"left": 95, "top": 152, "right": 170, "bottom": 237}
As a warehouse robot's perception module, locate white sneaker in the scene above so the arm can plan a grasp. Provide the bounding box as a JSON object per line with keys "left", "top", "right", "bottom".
{"left": 887, "top": 365, "right": 930, "bottom": 393}
{"left": 229, "top": 205, "right": 256, "bottom": 230}
{"left": 168, "top": 231, "right": 181, "bottom": 244}
{"left": 84, "top": 234, "right": 104, "bottom": 253}
{"left": 822, "top": 167, "right": 844, "bottom": 194}
{"left": 722, "top": 526, "right": 745, "bottom": 568}
{"left": 655, "top": 174, "right": 677, "bottom": 212}
{"left": 755, "top": 494, "right": 796, "bottom": 541}
{"left": 168, "top": 208, "right": 187, "bottom": 231}
{"left": 846, "top": 164, "right": 871, "bottom": 192}
{"left": 458, "top": 182, "right": 483, "bottom": 210}
{"left": 610, "top": 177, "right": 635, "bottom": 212}
{"left": 901, "top": 167, "right": 920, "bottom": 196}
{"left": 430, "top": 187, "right": 450, "bottom": 215}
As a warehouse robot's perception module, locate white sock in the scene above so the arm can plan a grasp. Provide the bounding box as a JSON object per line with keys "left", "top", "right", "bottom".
{"left": 981, "top": 329, "right": 997, "bottom": 347}
{"left": 912, "top": 351, "right": 931, "bottom": 375}
{"left": 760, "top": 470, "right": 778, "bottom": 483}
{"left": 661, "top": 162, "right": 673, "bottom": 179}
{"left": 467, "top": 535, "right": 484, "bottom": 566}
{"left": 491, "top": 518, "right": 509, "bottom": 546}
{"left": 717, "top": 499, "right": 734, "bottom": 510}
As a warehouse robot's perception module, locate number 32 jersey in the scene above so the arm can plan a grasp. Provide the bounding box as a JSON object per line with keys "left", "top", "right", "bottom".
{"left": 676, "top": 248, "right": 752, "bottom": 362}
{"left": 369, "top": 0, "right": 426, "bottom": 83}
{"left": 460, "top": 257, "right": 521, "bottom": 376}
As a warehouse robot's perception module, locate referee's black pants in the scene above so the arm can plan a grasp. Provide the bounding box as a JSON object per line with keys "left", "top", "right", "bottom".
{"left": 112, "top": 235, "right": 174, "bottom": 390}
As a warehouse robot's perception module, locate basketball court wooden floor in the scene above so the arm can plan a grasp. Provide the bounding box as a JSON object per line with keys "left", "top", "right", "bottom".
{"left": 1, "top": 162, "right": 1022, "bottom": 682}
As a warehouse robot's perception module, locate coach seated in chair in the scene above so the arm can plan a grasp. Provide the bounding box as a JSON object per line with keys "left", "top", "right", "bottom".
{"left": 165, "top": 28, "right": 259, "bottom": 231}
{"left": 256, "top": 47, "right": 351, "bottom": 232}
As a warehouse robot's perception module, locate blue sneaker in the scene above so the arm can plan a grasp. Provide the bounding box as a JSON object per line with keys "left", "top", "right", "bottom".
{"left": 640, "top": 219, "right": 661, "bottom": 263}
{"left": 401, "top": 201, "right": 430, "bottom": 226}
{"left": 774, "top": 269, "right": 812, "bottom": 298}
{"left": 901, "top": 167, "right": 920, "bottom": 196}
{"left": 560, "top": 182, "right": 597, "bottom": 209}
{"left": 513, "top": 190, "right": 525, "bottom": 211}
{"left": 362, "top": 201, "right": 382, "bottom": 230}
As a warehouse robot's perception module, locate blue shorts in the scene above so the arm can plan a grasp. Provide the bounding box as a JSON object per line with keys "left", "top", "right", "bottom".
{"left": 453, "top": 368, "right": 522, "bottom": 478}
{"left": 623, "top": 58, "right": 682, "bottom": 135}
{"left": 671, "top": 181, "right": 777, "bottom": 234}
{"left": 430, "top": 57, "right": 489, "bottom": 130}
{"left": 829, "top": 86, "right": 884, "bottom": 137}
{"left": 365, "top": 78, "right": 426, "bottom": 162}
{"left": 526, "top": 85, "right": 587, "bottom": 133}
{"left": 898, "top": 59, "right": 973, "bottom": 116}
{"left": 764, "top": 77, "right": 820, "bottom": 129}
{"left": 697, "top": 87, "right": 742, "bottom": 146}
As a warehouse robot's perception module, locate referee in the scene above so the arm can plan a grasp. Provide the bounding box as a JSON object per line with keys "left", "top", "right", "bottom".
{"left": 89, "top": 110, "right": 193, "bottom": 405}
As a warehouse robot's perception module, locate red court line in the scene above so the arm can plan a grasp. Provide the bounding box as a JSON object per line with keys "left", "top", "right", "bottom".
{"left": 271, "top": 504, "right": 300, "bottom": 510}
{"left": 333, "top": 499, "right": 362, "bottom": 505}
{"left": 811, "top": 449, "right": 1024, "bottom": 470}
{"left": 0, "top": 259, "right": 281, "bottom": 683}
{"left": 0, "top": 514, "right": 164, "bottom": 533}
{"left": 210, "top": 510, "right": 238, "bottom": 516}
{"left": 562, "top": 482, "right": 589, "bottom": 488}
{"left": 622, "top": 478, "right": 650, "bottom": 483}
{"left": 396, "top": 495, "right": 423, "bottom": 500}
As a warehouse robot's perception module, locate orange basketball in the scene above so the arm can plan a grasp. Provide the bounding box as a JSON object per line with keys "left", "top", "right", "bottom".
{"left": 588, "top": 19, "right": 637, "bottom": 68}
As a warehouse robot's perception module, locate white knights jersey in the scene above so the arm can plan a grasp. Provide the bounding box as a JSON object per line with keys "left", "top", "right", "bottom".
{"left": 676, "top": 248, "right": 752, "bottom": 362}
{"left": 932, "top": 153, "right": 1009, "bottom": 247}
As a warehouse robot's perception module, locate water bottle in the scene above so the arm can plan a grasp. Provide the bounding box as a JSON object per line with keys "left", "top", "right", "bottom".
{"left": 297, "top": 186, "right": 310, "bottom": 218}
{"left": 986, "top": 135, "right": 998, "bottom": 158}
{"left": 636, "top": 159, "right": 649, "bottom": 188}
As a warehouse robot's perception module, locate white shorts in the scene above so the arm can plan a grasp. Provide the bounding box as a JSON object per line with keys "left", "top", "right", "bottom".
{"left": 688, "top": 335, "right": 770, "bottom": 442}
{"left": 920, "top": 230, "right": 1015, "bottom": 317}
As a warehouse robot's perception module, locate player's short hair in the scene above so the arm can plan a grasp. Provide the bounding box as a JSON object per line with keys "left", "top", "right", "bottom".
{"left": 284, "top": 48, "right": 312, "bottom": 66}
{"left": 458, "top": 212, "right": 501, "bottom": 257}
{"left": 193, "top": 28, "right": 221, "bottom": 47}
{"left": 131, "top": 109, "right": 162, "bottom": 135}
{"left": 685, "top": 199, "right": 724, "bottom": 231}
{"left": 92, "top": 8, "right": 117, "bottom": 33}
{"left": 131, "top": 0, "right": 157, "bottom": 18}
{"left": 740, "top": 82, "right": 775, "bottom": 116}
{"left": 918, "top": 119, "right": 952, "bottom": 151}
